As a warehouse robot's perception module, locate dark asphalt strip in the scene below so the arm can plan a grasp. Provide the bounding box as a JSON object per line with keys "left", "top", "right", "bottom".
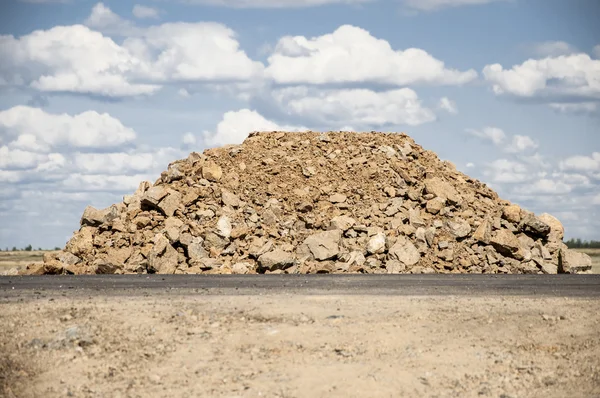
{"left": 1, "top": 275, "right": 599, "bottom": 297}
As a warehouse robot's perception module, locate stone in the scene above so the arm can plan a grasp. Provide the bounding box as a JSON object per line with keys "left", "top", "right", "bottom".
{"left": 520, "top": 213, "right": 551, "bottom": 238}
{"left": 216, "top": 215, "right": 232, "bottom": 238}
{"left": 538, "top": 213, "right": 564, "bottom": 242}
{"left": 65, "top": 227, "right": 94, "bottom": 257}
{"left": 258, "top": 249, "right": 295, "bottom": 271}
{"left": 409, "top": 208, "right": 426, "bottom": 228}
{"left": 188, "top": 239, "right": 209, "bottom": 263}
{"left": 424, "top": 177, "right": 461, "bottom": 205}
{"left": 221, "top": 189, "right": 240, "bottom": 208}
{"left": 80, "top": 206, "right": 107, "bottom": 227}
{"left": 446, "top": 219, "right": 471, "bottom": 239}
{"left": 388, "top": 236, "right": 421, "bottom": 266}
{"left": 141, "top": 186, "right": 168, "bottom": 208}
{"left": 203, "top": 232, "right": 229, "bottom": 250}
{"left": 472, "top": 219, "right": 491, "bottom": 244}
{"left": 384, "top": 198, "right": 404, "bottom": 217}
{"left": 147, "top": 234, "right": 178, "bottom": 274}
{"left": 329, "top": 193, "right": 347, "bottom": 203}
{"left": 386, "top": 260, "right": 406, "bottom": 274}
{"left": 367, "top": 232, "right": 386, "bottom": 254}
{"left": 502, "top": 204, "right": 522, "bottom": 224}
{"left": 301, "top": 229, "right": 342, "bottom": 261}
{"left": 490, "top": 230, "right": 524, "bottom": 260}
{"left": 559, "top": 248, "right": 592, "bottom": 274}
{"left": 157, "top": 190, "right": 182, "bottom": 217}
{"left": 425, "top": 197, "right": 445, "bottom": 215}
{"left": 164, "top": 217, "right": 183, "bottom": 243}
{"left": 202, "top": 162, "right": 223, "bottom": 182}
{"left": 539, "top": 262, "right": 558, "bottom": 275}
{"left": 232, "top": 262, "right": 252, "bottom": 275}
{"left": 330, "top": 215, "right": 356, "bottom": 231}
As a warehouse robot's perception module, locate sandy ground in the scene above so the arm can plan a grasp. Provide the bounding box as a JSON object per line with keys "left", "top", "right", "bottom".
{"left": 1, "top": 292, "right": 599, "bottom": 398}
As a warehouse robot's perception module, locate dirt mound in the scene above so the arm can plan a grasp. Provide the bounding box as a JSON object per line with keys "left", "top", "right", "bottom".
{"left": 27, "top": 131, "right": 592, "bottom": 275}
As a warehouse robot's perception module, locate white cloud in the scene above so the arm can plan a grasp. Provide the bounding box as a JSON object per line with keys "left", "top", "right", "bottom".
{"left": 0, "top": 4, "right": 264, "bottom": 98}
{"left": 549, "top": 102, "right": 598, "bottom": 114}
{"left": 265, "top": 25, "right": 477, "bottom": 86}
{"left": 72, "top": 150, "right": 178, "bottom": 175}
{"left": 402, "top": 0, "right": 509, "bottom": 12}
{"left": 482, "top": 54, "right": 600, "bottom": 101}
{"left": 439, "top": 97, "right": 457, "bottom": 114}
{"left": 505, "top": 134, "right": 538, "bottom": 153}
{"left": 593, "top": 45, "right": 600, "bottom": 59}
{"left": 593, "top": 193, "right": 600, "bottom": 205}
{"left": 176, "top": 0, "right": 372, "bottom": 7}
{"left": 0, "top": 106, "right": 136, "bottom": 150}
{"left": 182, "top": 132, "right": 197, "bottom": 146}
{"left": 483, "top": 158, "right": 533, "bottom": 183}
{"left": 467, "top": 127, "right": 506, "bottom": 145}
{"left": 202, "top": 109, "right": 306, "bottom": 147}
{"left": 559, "top": 153, "right": 600, "bottom": 172}
{"left": 531, "top": 41, "right": 578, "bottom": 57}
{"left": 133, "top": 4, "right": 160, "bottom": 19}
{"left": 272, "top": 87, "right": 436, "bottom": 127}
{"left": 85, "top": 2, "right": 140, "bottom": 36}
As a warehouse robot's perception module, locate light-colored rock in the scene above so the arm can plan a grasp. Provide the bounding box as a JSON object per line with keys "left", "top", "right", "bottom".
{"left": 472, "top": 219, "right": 491, "bottom": 244}
{"left": 388, "top": 236, "right": 421, "bottom": 266}
{"left": 425, "top": 197, "right": 445, "bottom": 215}
{"left": 367, "top": 232, "right": 386, "bottom": 254}
{"left": 301, "top": 229, "right": 342, "bottom": 261}
{"left": 188, "top": 239, "right": 209, "bottom": 263}
{"left": 141, "top": 186, "right": 168, "bottom": 208}
{"left": 520, "top": 213, "right": 551, "bottom": 237}
{"left": 65, "top": 227, "right": 94, "bottom": 257}
{"left": 538, "top": 213, "right": 564, "bottom": 242}
{"left": 490, "top": 230, "right": 524, "bottom": 260}
{"left": 80, "top": 206, "right": 106, "bottom": 227}
{"left": 157, "top": 190, "right": 182, "bottom": 217}
{"left": 216, "top": 215, "right": 232, "bottom": 238}
{"left": 424, "top": 177, "right": 461, "bottom": 205}
{"left": 202, "top": 162, "right": 223, "bottom": 182}
{"left": 386, "top": 260, "right": 406, "bottom": 274}
{"left": 446, "top": 219, "right": 471, "bottom": 239}
{"left": 502, "top": 204, "right": 522, "bottom": 224}
{"left": 329, "top": 193, "right": 347, "bottom": 203}
{"left": 409, "top": 208, "right": 426, "bottom": 228}
{"left": 559, "top": 248, "right": 592, "bottom": 274}
{"left": 258, "top": 249, "right": 295, "bottom": 271}
{"left": 147, "top": 234, "right": 178, "bottom": 274}
{"left": 232, "top": 262, "right": 252, "bottom": 275}
{"left": 221, "top": 189, "right": 240, "bottom": 208}
{"left": 330, "top": 215, "right": 356, "bottom": 231}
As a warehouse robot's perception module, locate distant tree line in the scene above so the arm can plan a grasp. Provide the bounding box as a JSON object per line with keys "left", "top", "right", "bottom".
{"left": 565, "top": 239, "right": 600, "bottom": 249}
{"left": 0, "top": 245, "right": 61, "bottom": 251}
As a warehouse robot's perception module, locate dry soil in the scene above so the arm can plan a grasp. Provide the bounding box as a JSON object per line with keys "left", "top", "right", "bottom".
{"left": 1, "top": 292, "right": 599, "bottom": 398}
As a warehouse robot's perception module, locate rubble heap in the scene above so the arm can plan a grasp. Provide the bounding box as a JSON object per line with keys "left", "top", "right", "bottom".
{"left": 30, "top": 131, "right": 592, "bottom": 275}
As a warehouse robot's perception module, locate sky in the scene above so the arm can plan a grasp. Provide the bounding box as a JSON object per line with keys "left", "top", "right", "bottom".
{"left": 0, "top": 0, "right": 599, "bottom": 249}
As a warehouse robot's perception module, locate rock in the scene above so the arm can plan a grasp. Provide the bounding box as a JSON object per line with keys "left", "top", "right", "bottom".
{"left": 329, "top": 193, "right": 347, "bottom": 203}
{"left": 216, "top": 215, "right": 232, "bottom": 238}
{"left": 425, "top": 197, "right": 445, "bottom": 215}
{"left": 446, "top": 219, "right": 471, "bottom": 239}
{"left": 472, "top": 219, "right": 491, "bottom": 244}
{"left": 367, "top": 232, "right": 386, "bottom": 254}
{"left": 490, "top": 230, "right": 524, "bottom": 260}
{"left": 188, "top": 239, "right": 209, "bottom": 263}
{"left": 301, "top": 229, "right": 342, "bottom": 261}
{"left": 520, "top": 213, "right": 551, "bottom": 238}
{"left": 164, "top": 217, "right": 183, "bottom": 243}
{"left": 538, "top": 213, "right": 564, "bottom": 242}
{"left": 424, "top": 177, "right": 461, "bottom": 205}
{"left": 502, "top": 204, "right": 521, "bottom": 224}
{"left": 258, "top": 249, "right": 295, "bottom": 271}
{"left": 386, "top": 260, "right": 406, "bottom": 274}
{"left": 559, "top": 248, "right": 592, "bottom": 274}
{"left": 80, "top": 206, "right": 107, "bottom": 226}
{"left": 65, "top": 227, "right": 94, "bottom": 257}
{"left": 539, "top": 262, "right": 558, "bottom": 274}
{"left": 157, "top": 190, "right": 182, "bottom": 217}
{"left": 232, "top": 262, "right": 252, "bottom": 274}
{"left": 202, "top": 162, "right": 223, "bottom": 182}
{"left": 330, "top": 215, "right": 356, "bottom": 231}
{"left": 409, "top": 208, "right": 426, "bottom": 228}
{"left": 388, "top": 236, "right": 421, "bottom": 266}
{"left": 141, "top": 186, "right": 168, "bottom": 208}
{"left": 147, "top": 234, "right": 178, "bottom": 274}
{"left": 221, "top": 189, "right": 240, "bottom": 208}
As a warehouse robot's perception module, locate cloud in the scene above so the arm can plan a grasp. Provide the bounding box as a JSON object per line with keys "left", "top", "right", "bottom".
{"left": 482, "top": 53, "right": 600, "bottom": 103}
{"left": 402, "top": 0, "right": 509, "bottom": 12}
{"left": 505, "top": 134, "right": 538, "bottom": 153}
{"left": 201, "top": 109, "right": 306, "bottom": 147}
{"left": 85, "top": 2, "right": 140, "bottom": 36}
{"left": 531, "top": 41, "right": 578, "bottom": 57}
{"left": 0, "top": 4, "right": 264, "bottom": 98}
{"left": 176, "top": 0, "right": 373, "bottom": 7}
{"left": 19, "top": 0, "right": 69, "bottom": 3}
{"left": 0, "top": 106, "right": 136, "bottom": 151}
{"left": 593, "top": 45, "right": 600, "bottom": 59}
{"left": 272, "top": 86, "right": 436, "bottom": 127}
{"left": 559, "top": 153, "right": 600, "bottom": 173}
{"left": 265, "top": 25, "right": 477, "bottom": 86}
{"left": 467, "top": 127, "right": 506, "bottom": 145}
{"left": 549, "top": 102, "right": 598, "bottom": 114}
{"left": 133, "top": 4, "right": 160, "bottom": 19}
{"left": 439, "top": 97, "right": 457, "bottom": 114}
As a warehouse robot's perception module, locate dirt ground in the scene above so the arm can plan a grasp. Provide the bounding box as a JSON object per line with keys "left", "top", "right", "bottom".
{"left": 1, "top": 293, "right": 599, "bottom": 398}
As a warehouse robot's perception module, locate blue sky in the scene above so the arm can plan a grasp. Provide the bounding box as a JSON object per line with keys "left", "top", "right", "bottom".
{"left": 0, "top": 0, "right": 599, "bottom": 249}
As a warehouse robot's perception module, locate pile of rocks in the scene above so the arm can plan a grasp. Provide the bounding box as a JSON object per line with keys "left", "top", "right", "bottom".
{"left": 29, "top": 131, "right": 592, "bottom": 275}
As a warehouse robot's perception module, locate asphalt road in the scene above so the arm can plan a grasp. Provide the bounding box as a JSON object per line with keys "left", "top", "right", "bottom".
{"left": 1, "top": 274, "right": 600, "bottom": 297}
